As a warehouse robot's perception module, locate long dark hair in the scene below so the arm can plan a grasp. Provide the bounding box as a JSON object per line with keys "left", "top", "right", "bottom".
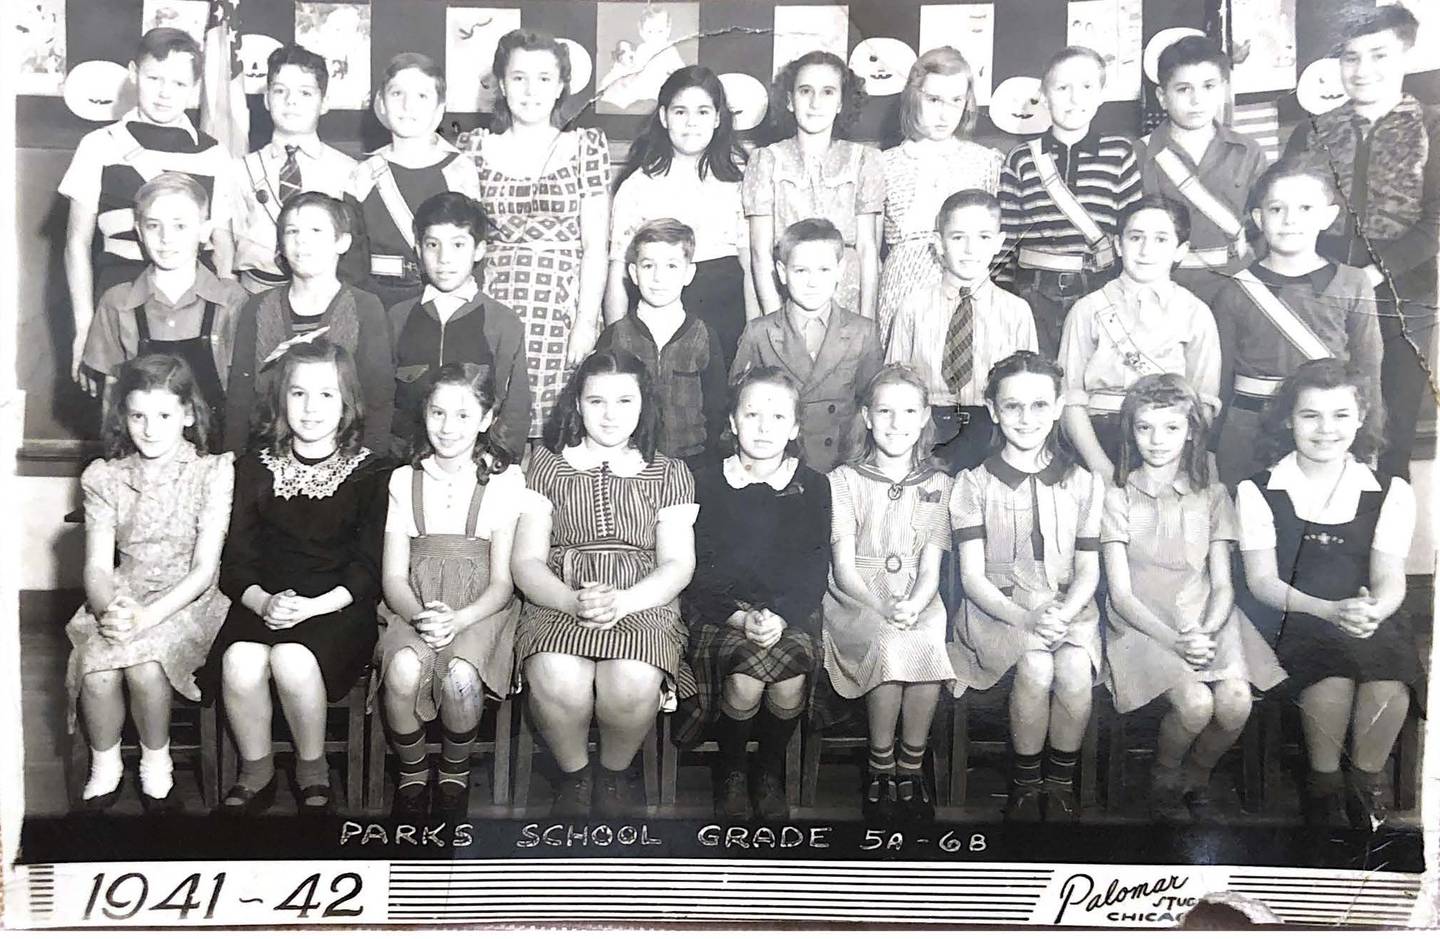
{"left": 721, "top": 365, "right": 805, "bottom": 459}
{"left": 619, "top": 66, "right": 746, "bottom": 188}
{"left": 760, "top": 50, "right": 866, "bottom": 145}
{"left": 409, "top": 363, "right": 513, "bottom": 483}
{"left": 542, "top": 349, "right": 661, "bottom": 462}
{"left": 1114, "top": 373, "right": 1211, "bottom": 488}
{"left": 102, "top": 353, "right": 212, "bottom": 459}
{"left": 1258, "top": 357, "right": 1385, "bottom": 469}
{"left": 984, "top": 350, "right": 1076, "bottom": 477}
{"left": 255, "top": 338, "right": 365, "bottom": 459}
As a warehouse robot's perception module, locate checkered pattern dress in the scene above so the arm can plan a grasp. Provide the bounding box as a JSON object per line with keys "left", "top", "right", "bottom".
{"left": 466, "top": 128, "right": 611, "bottom": 438}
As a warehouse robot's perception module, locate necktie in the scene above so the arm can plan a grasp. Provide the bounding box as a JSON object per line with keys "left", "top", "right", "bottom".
{"left": 802, "top": 316, "right": 825, "bottom": 361}
{"left": 278, "top": 144, "right": 303, "bottom": 206}
{"left": 942, "top": 287, "right": 975, "bottom": 393}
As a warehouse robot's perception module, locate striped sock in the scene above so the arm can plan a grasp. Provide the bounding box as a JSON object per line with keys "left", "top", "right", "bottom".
{"left": 1045, "top": 747, "right": 1080, "bottom": 789}
{"left": 1012, "top": 751, "right": 1043, "bottom": 790}
{"left": 868, "top": 743, "right": 896, "bottom": 775}
{"left": 390, "top": 725, "right": 429, "bottom": 790}
{"left": 438, "top": 725, "right": 476, "bottom": 791}
{"left": 897, "top": 741, "right": 926, "bottom": 775}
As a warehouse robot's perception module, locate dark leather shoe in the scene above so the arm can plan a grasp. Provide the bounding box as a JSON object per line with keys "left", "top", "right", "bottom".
{"left": 77, "top": 784, "right": 124, "bottom": 815}
{"left": 717, "top": 769, "right": 750, "bottom": 819}
{"left": 139, "top": 788, "right": 182, "bottom": 815}
{"left": 551, "top": 766, "right": 592, "bottom": 817}
{"left": 751, "top": 768, "right": 790, "bottom": 822}
{"left": 1346, "top": 776, "right": 1390, "bottom": 831}
{"left": 392, "top": 782, "right": 431, "bottom": 819}
{"left": 1303, "top": 791, "right": 1348, "bottom": 828}
{"left": 1151, "top": 776, "right": 1190, "bottom": 825}
{"left": 434, "top": 781, "right": 471, "bottom": 819}
{"left": 217, "top": 776, "right": 277, "bottom": 816}
{"left": 1004, "top": 784, "right": 1043, "bottom": 823}
{"left": 593, "top": 767, "right": 640, "bottom": 819}
{"left": 1043, "top": 783, "right": 1080, "bottom": 823}
{"left": 895, "top": 773, "right": 934, "bottom": 825}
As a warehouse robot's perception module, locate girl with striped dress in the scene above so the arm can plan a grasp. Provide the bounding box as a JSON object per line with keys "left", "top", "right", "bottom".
{"left": 511, "top": 350, "right": 698, "bottom": 817}
{"left": 378, "top": 364, "right": 525, "bottom": 819}
{"left": 823, "top": 366, "right": 957, "bottom": 825}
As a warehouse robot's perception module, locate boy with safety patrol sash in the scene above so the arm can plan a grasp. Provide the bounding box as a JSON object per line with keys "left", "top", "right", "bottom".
{"left": 59, "top": 28, "right": 231, "bottom": 394}
{"left": 1210, "top": 162, "right": 1383, "bottom": 485}
{"left": 216, "top": 45, "right": 358, "bottom": 295}
{"left": 1135, "top": 36, "right": 1269, "bottom": 310}
{"left": 998, "top": 45, "right": 1142, "bottom": 358}
{"left": 347, "top": 53, "right": 482, "bottom": 310}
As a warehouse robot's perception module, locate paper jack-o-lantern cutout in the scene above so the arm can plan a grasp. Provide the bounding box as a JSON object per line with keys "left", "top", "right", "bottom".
{"left": 849, "top": 37, "right": 917, "bottom": 98}
{"left": 1143, "top": 27, "right": 1207, "bottom": 85}
{"left": 239, "top": 34, "right": 283, "bottom": 95}
{"left": 719, "top": 72, "right": 768, "bottom": 131}
{"left": 558, "top": 38, "right": 593, "bottom": 93}
{"left": 990, "top": 76, "right": 1050, "bottom": 136}
{"left": 64, "top": 60, "right": 134, "bottom": 122}
{"left": 1297, "top": 58, "right": 1349, "bottom": 115}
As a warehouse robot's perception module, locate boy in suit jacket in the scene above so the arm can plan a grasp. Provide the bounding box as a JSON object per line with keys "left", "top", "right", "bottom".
{"left": 731, "top": 218, "right": 881, "bottom": 472}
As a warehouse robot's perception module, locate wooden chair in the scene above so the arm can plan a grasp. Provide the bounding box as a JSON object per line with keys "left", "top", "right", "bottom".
{"left": 66, "top": 693, "right": 220, "bottom": 810}
{"left": 363, "top": 696, "right": 516, "bottom": 812}
{"left": 799, "top": 695, "right": 957, "bottom": 809}
{"left": 217, "top": 666, "right": 378, "bottom": 813}
{"left": 659, "top": 713, "right": 803, "bottom": 808}
{"left": 510, "top": 693, "right": 663, "bottom": 811}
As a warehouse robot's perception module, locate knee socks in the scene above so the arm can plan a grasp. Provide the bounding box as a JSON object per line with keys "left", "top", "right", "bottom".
{"left": 716, "top": 699, "right": 759, "bottom": 774}
{"left": 1011, "top": 750, "right": 1043, "bottom": 791}
{"left": 390, "top": 725, "right": 429, "bottom": 791}
{"left": 868, "top": 743, "right": 896, "bottom": 777}
{"left": 1045, "top": 747, "right": 1080, "bottom": 791}
{"left": 897, "top": 741, "right": 926, "bottom": 777}
{"left": 438, "top": 724, "right": 477, "bottom": 792}
{"left": 754, "top": 699, "right": 802, "bottom": 777}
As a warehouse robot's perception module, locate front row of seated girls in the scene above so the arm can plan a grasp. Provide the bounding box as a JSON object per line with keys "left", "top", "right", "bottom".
{"left": 65, "top": 338, "right": 1416, "bottom": 831}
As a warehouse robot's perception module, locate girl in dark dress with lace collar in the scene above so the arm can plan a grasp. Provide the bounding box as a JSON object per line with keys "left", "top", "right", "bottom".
{"left": 201, "top": 339, "right": 392, "bottom": 814}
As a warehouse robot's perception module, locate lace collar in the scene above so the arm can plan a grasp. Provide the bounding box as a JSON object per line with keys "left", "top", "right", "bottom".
{"left": 260, "top": 446, "right": 371, "bottom": 500}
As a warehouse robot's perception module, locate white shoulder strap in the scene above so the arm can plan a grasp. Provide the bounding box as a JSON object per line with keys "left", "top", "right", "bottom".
{"left": 107, "top": 124, "right": 166, "bottom": 182}
{"left": 1230, "top": 268, "right": 1333, "bottom": 362}
{"left": 243, "top": 151, "right": 281, "bottom": 223}
{"left": 370, "top": 159, "right": 417, "bottom": 252}
{"left": 1153, "top": 148, "right": 1245, "bottom": 239}
{"left": 1026, "top": 138, "right": 1108, "bottom": 247}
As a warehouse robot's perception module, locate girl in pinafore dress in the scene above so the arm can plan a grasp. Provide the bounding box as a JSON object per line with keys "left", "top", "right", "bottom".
{"left": 1101, "top": 374, "right": 1285, "bottom": 824}
{"left": 950, "top": 351, "right": 1103, "bottom": 824}
{"left": 876, "top": 46, "right": 1004, "bottom": 339}
{"left": 378, "top": 363, "right": 526, "bottom": 819}
{"left": 679, "top": 367, "right": 832, "bottom": 822}
{"left": 464, "top": 29, "right": 611, "bottom": 440}
{"left": 67, "top": 354, "right": 233, "bottom": 813}
{"left": 744, "top": 51, "right": 884, "bottom": 321}
{"left": 200, "top": 339, "right": 391, "bottom": 816}
{"left": 824, "top": 365, "right": 957, "bottom": 825}
{"left": 512, "top": 350, "right": 698, "bottom": 817}
{"left": 1238, "top": 359, "right": 1417, "bottom": 829}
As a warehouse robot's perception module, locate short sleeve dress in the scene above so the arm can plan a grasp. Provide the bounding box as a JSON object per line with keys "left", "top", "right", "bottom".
{"left": 199, "top": 447, "right": 391, "bottom": 703}
{"left": 821, "top": 463, "right": 957, "bottom": 699}
{"left": 1100, "top": 472, "right": 1286, "bottom": 714}
{"left": 742, "top": 137, "right": 885, "bottom": 315}
{"left": 465, "top": 128, "right": 612, "bottom": 438}
{"left": 517, "top": 446, "right": 699, "bottom": 704}
{"left": 948, "top": 454, "right": 1104, "bottom": 691}
{"left": 375, "top": 460, "right": 529, "bottom": 721}
{"left": 876, "top": 138, "right": 1004, "bottom": 337}
{"left": 65, "top": 444, "right": 234, "bottom": 730}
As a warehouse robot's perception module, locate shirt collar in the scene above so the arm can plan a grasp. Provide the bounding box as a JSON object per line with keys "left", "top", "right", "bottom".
{"left": 118, "top": 440, "right": 200, "bottom": 491}
{"left": 562, "top": 443, "right": 648, "bottom": 476}
{"left": 120, "top": 107, "right": 198, "bottom": 144}
{"left": 420, "top": 454, "right": 475, "bottom": 483}
{"left": 1150, "top": 119, "right": 1250, "bottom": 157}
{"left": 377, "top": 135, "right": 460, "bottom": 159}
{"left": 786, "top": 302, "right": 830, "bottom": 332}
{"left": 267, "top": 135, "right": 325, "bottom": 160}
{"left": 942, "top": 276, "right": 990, "bottom": 303}
{"left": 983, "top": 452, "right": 1068, "bottom": 489}
{"left": 1127, "top": 466, "right": 1192, "bottom": 498}
{"left": 1341, "top": 94, "right": 1424, "bottom": 128}
{"left": 422, "top": 278, "right": 479, "bottom": 307}
{"left": 126, "top": 265, "right": 229, "bottom": 307}
{"left": 1115, "top": 273, "right": 1174, "bottom": 305}
{"left": 1265, "top": 452, "right": 1381, "bottom": 495}
{"left": 723, "top": 454, "right": 799, "bottom": 491}
{"left": 1250, "top": 260, "right": 1338, "bottom": 294}
{"left": 1043, "top": 127, "right": 1102, "bottom": 155}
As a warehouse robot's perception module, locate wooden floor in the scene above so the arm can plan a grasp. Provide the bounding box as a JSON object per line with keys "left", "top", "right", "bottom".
{"left": 17, "top": 589, "right": 1426, "bottom": 825}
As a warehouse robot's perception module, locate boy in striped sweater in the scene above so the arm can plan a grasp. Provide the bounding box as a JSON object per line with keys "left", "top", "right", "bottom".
{"left": 998, "top": 46, "right": 1142, "bottom": 357}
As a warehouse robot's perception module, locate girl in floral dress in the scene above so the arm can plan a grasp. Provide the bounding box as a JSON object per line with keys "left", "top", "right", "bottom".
{"left": 463, "top": 29, "right": 611, "bottom": 440}
{"left": 67, "top": 354, "right": 233, "bottom": 813}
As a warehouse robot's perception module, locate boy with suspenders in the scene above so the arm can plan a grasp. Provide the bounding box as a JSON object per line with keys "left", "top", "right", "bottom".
{"left": 348, "top": 53, "right": 482, "bottom": 310}
{"left": 999, "top": 45, "right": 1142, "bottom": 358}
{"left": 1134, "top": 36, "right": 1269, "bottom": 310}
{"left": 59, "top": 28, "right": 231, "bottom": 394}
{"left": 1210, "top": 163, "right": 1383, "bottom": 486}
{"left": 216, "top": 45, "right": 358, "bottom": 295}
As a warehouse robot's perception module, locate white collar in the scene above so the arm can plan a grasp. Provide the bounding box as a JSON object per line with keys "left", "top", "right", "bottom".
{"left": 1265, "top": 452, "right": 1381, "bottom": 495}
{"left": 1115, "top": 273, "right": 1174, "bottom": 305}
{"left": 723, "top": 454, "right": 799, "bottom": 491}
{"left": 420, "top": 455, "right": 476, "bottom": 484}
{"left": 266, "top": 135, "right": 324, "bottom": 160}
{"left": 423, "top": 278, "right": 479, "bottom": 307}
{"left": 562, "top": 443, "right": 648, "bottom": 476}
{"left": 119, "top": 107, "right": 198, "bottom": 143}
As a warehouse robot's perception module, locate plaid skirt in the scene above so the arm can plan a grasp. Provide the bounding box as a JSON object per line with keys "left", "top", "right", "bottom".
{"left": 671, "top": 616, "right": 818, "bottom": 750}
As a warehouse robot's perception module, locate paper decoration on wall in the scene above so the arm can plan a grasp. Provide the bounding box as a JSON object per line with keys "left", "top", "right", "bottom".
{"left": 16, "top": 0, "right": 66, "bottom": 96}
{"left": 595, "top": 2, "right": 699, "bottom": 114}
{"left": 445, "top": 8, "right": 522, "bottom": 113}
{"left": 295, "top": 2, "right": 372, "bottom": 110}
{"left": 142, "top": 0, "right": 209, "bottom": 45}
{"left": 238, "top": 33, "right": 283, "bottom": 95}
{"left": 719, "top": 72, "right": 768, "bottom": 131}
{"left": 773, "top": 5, "right": 850, "bottom": 78}
{"left": 1230, "top": 99, "right": 1281, "bottom": 163}
{"left": 1230, "top": 0, "right": 1296, "bottom": 94}
{"left": 990, "top": 75, "right": 1050, "bottom": 136}
{"left": 1378, "top": 0, "right": 1440, "bottom": 74}
{"left": 848, "top": 38, "right": 916, "bottom": 97}
{"left": 63, "top": 60, "right": 134, "bottom": 122}
{"left": 1297, "top": 58, "right": 1349, "bottom": 116}
{"left": 559, "top": 38, "right": 594, "bottom": 96}
{"left": 919, "top": 5, "right": 994, "bottom": 105}
{"left": 1067, "top": 0, "right": 1142, "bottom": 102}
{"left": 1142, "top": 27, "right": 1206, "bottom": 85}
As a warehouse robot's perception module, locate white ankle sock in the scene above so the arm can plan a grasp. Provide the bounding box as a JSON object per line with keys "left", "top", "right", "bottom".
{"left": 83, "top": 744, "right": 124, "bottom": 799}
{"left": 138, "top": 742, "right": 174, "bottom": 798}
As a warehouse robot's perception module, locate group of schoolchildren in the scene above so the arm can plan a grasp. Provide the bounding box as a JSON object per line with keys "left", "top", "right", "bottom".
{"left": 59, "top": 5, "right": 1431, "bottom": 833}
